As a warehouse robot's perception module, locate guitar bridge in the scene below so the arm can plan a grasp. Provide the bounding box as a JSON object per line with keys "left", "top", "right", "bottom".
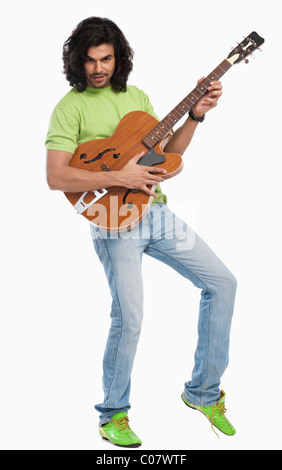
{"left": 74, "top": 188, "right": 108, "bottom": 214}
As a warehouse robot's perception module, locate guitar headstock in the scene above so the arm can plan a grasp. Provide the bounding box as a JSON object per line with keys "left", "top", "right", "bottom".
{"left": 227, "top": 32, "right": 265, "bottom": 65}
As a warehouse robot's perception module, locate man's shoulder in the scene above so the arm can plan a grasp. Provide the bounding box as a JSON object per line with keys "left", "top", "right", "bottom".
{"left": 54, "top": 87, "right": 82, "bottom": 110}
{"left": 126, "top": 84, "right": 147, "bottom": 97}
{"left": 125, "top": 84, "right": 157, "bottom": 118}
{"left": 123, "top": 85, "right": 152, "bottom": 108}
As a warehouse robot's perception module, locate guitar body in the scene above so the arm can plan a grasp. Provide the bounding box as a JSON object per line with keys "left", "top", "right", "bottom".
{"left": 65, "top": 111, "right": 183, "bottom": 232}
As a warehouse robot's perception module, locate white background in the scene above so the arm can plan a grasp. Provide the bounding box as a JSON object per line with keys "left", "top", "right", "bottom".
{"left": 1, "top": 0, "right": 281, "bottom": 450}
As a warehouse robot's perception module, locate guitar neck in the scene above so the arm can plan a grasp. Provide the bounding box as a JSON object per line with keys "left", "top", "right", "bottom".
{"left": 142, "top": 58, "right": 233, "bottom": 149}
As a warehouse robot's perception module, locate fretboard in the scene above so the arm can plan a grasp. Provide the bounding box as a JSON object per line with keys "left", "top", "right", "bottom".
{"left": 142, "top": 59, "right": 232, "bottom": 149}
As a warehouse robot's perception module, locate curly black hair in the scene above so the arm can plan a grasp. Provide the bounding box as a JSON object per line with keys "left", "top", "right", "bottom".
{"left": 62, "top": 17, "right": 134, "bottom": 93}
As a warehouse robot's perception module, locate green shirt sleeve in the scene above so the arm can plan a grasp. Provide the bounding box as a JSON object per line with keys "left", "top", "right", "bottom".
{"left": 45, "top": 106, "right": 80, "bottom": 154}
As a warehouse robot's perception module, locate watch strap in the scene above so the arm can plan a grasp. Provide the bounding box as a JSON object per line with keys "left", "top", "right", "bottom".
{"left": 189, "top": 109, "right": 205, "bottom": 123}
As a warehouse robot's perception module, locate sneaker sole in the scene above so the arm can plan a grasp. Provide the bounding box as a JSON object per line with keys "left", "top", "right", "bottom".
{"left": 101, "top": 436, "right": 142, "bottom": 448}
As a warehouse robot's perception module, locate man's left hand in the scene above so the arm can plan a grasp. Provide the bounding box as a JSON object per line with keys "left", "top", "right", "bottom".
{"left": 192, "top": 77, "right": 223, "bottom": 118}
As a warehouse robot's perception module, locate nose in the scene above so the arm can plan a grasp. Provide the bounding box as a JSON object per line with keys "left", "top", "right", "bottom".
{"left": 95, "top": 61, "right": 103, "bottom": 74}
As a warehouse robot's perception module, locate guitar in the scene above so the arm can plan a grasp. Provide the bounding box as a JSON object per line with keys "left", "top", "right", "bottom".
{"left": 65, "top": 31, "right": 264, "bottom": 232}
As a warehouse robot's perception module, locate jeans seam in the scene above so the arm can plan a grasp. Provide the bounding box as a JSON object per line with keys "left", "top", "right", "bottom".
{"left": 101, "top": 239, "right": 124, "bottom": 408}
{"left": 200, "top": 296, "right": 213, "bottom": 397}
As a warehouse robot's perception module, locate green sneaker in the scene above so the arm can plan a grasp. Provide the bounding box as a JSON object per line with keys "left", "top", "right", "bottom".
{"left": 181, "top": 390, "right": 236, "bottom": 438}
{"left": 99, "top": 412, "right": 142, "bottom": 448}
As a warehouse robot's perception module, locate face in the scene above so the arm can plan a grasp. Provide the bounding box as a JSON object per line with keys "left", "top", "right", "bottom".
{"left": 84, "top": 43, "right": 116, "bottom": 89}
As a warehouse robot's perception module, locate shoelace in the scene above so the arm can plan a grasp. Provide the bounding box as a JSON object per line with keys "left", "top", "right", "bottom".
{"left": 212, "top": 403, "right": 226, "bottom": 439}
{"left": 217, "top": 401, "right": 227, "bottom": 416}
{"left": 197, "top": 402, "right": 227, "bottom": 439}
{"left": 113, "top": 416, "right": 131, "bottom": 431}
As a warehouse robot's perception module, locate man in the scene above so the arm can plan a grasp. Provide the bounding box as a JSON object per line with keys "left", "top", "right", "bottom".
{"left": 46, "top": 17, "right": 237, "bottom": 447}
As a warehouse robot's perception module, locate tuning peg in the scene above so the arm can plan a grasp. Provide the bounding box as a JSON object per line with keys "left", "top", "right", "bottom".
{"left": 244, "top": 59, "right": 249, "bottom": 64}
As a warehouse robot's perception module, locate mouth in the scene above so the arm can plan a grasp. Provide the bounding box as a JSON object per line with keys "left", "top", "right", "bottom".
{"left": 91, "top": 75, "right": 107, "bottom": 82}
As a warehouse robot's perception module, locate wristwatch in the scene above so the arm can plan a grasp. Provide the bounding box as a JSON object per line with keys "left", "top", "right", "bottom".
{"left": 189, "top": 109, "right": 205, "bottom": 123}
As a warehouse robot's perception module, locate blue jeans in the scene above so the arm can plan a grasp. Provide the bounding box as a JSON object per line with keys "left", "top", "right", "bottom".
{"left": 90, "top": 203, "right": 237, "bottom": 425}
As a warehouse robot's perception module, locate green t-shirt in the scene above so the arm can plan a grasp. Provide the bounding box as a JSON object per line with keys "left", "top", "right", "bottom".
{"left": 45, "top": 84, "right": 167, "bottom": 204}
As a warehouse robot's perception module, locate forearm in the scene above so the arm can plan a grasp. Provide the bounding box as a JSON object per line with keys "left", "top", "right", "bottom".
{"left": 163, "top": 116, "right": 199, "bottom": 155}
{"left": 47, "top": 150, "right": 166, "bottom": 197}
{"left": 48, "top": 165, "right": 121, "bottom": 192}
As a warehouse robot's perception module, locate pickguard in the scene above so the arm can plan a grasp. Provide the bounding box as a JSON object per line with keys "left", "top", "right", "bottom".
{"left": 137, "top": 147, "right": 166, "bottom": 167}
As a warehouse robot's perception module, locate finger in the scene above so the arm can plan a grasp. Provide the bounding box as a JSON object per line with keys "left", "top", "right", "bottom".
{"left": 208, "top": 90, "right": 223, "bottom": 99}
{"left": 204, "top": 98, "right": 218, "bottom": 107}
{"left": 205, "top": 92, "right": 222, "bottom": 101}
{"left": 140, "top": 184, "right": 158, "bottom": 198}
{"left": 142, "top": 171, "right": 165, "bottom": 183}
{"left": 208, "top": 82, "right": 222, "bottom": 91}
{"left": 206, "top": 87, "right": 222, "bottom": 93}
{"left": 209, "top": 80, "right": 222, "bottom": 86}
{"left": 143, "top": 166, "right": 167, "bottom": 174}
{"left": 132, "top": 151, "right": 145, "bottom": 162}
{"left": 132, "top": 155, "right": 167, "bottom": 174}
{"left": 197, "top": 76, "right": 205, "bottom": 85}
{"left": 146, "top": 175, "right": 165, "bottom": 184}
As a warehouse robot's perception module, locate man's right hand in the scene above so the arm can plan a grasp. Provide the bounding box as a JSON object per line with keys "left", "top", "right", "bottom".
{"left": 117, "top": 152, "right": 167, "bottom": 198}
